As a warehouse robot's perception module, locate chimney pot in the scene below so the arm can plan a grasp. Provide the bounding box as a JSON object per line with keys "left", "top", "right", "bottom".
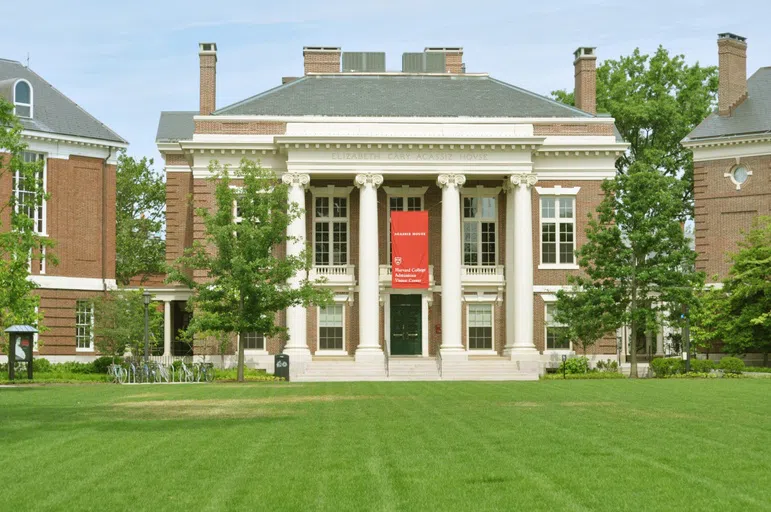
{"left": 717, "top": 33, "right": 748, "bottom": 116}
{"left": 199, "top": 42, "right": 217, "bottom": 115}
{"left": 573, "top": 46, "right": 597, "bottom": 115}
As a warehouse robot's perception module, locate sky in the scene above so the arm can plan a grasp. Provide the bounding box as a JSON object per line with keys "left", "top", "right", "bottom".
{"left": 2, "top": 0, "right": 771, "bottom": 168}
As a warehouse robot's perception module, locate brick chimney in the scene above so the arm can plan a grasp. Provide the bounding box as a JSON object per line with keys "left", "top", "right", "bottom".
{"left": 199, "top": 42, "right": 217, "bottom": 115}
{"left": 717, "top": 33, "right": 748, "bottom": 116}
{"left": 574, "top": 47, "right": 597, "bottom": 115}
{"left": 425, "top": 47, "right": 464, "bottom": 73}
{"left": 303, "top": 47, "right": 341, "bottom": 74}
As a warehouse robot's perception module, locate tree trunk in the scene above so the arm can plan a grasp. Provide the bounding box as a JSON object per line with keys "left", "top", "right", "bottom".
{"left": 764, "top": 351, "right": 769, "bottom": 367}
{"left": 237, "top": 336, "right": 245, "bottom": 382}
{"left": 645, "top": 329, "right": 653, "bottom": 361}
{"left": 629, "top": 319, "right": 638, "bottom": 378}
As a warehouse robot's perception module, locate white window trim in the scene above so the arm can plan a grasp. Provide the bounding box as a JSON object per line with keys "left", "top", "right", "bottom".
{"left": 466, "top": 302, "right": 496, "bottom": 354}
{"left": 316, "top": 303, "right": 347, "bottom": 355}
{"left": 724, "top": 164, "right": 753, "bottom": 191}
{"left": 461, "top": 187, "right": 500, "bottom": 267}
{"left": 544, "top": 299, "right": 572, "bottom": 352}
{"left": 311, "top": 186, "right": 352, "bottom": 268}
{"left": 538, "top": 194, "right": 578, "bottom": 269}
{"left": 13, "top": 79, "right": 33, "bottom": 118}
{"left": 75, "top": 301, "right": 95, "bottom": 352}
{"left": 14, "top": 151, "right": 47, "bottom": 236}
{"left": 239, "top": 332, "right": 268, "bottom": 355}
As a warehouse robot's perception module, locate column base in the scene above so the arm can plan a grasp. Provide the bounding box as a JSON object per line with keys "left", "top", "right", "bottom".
{"left": 282, "top": 346, "right": 312, "bottom": 362}
{"left": 355, "top": 347, "right": 384, "bottom": 364}
{"left": 505, "top": 347, "right": 542, "bottom": 374}
{"left": 439, "top": 347, "right": 468, "bottom": 362}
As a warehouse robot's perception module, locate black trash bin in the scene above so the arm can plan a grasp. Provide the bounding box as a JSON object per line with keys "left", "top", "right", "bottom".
{"left": 274, "top": 354, "right": 290, "bottom": 381}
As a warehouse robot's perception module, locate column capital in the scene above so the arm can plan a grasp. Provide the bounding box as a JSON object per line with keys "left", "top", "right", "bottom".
{"left": 281, "top": 172, "right": 311, "bottom": 189}
{"left": 436, "top": 174, "right": 466, "bottom": 189}
{"left": 354, "top": 173, "right": 384, "bottom": 189}
{"left": 508, "top": 173, "right": 538, "bottom": 189}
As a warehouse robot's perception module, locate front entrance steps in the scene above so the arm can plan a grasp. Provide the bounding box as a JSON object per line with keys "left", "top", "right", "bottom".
{"left": 388, "top": 357, "right": 440, "bottom": 381}
{"left": 291, "top": 355, "right": 540, "bottom": 382}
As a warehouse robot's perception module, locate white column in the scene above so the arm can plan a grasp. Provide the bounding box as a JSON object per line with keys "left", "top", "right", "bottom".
{"left": 163, "top": 300, "right": 172, "bottom": 357}
{"left": 437, "top": 174, "right": 466, "bottom": 359}
{"left": 354, "top": 173, "right": 384, "bottom": 362}
{"left": 281, "top": 172, "right": 311, "bottom": 359}
{"left": 504, "top": 173, "right": 539, "bottom": 359}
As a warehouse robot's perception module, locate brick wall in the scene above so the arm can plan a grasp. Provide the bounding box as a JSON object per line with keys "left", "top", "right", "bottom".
{"left": 533, "top": 294, "right": 616, "bottom": 354}
{"left": 303, "top": 49, "right": 341, "bottom": 74}
{"left": 199, "top": 52, "right": 216, "bottom": 115}
{"left": 533, "top": 123, "right": 613, "bottom": 136}
{"left": 694, "top": 154, "right": 771, "bottom": 280}
{"left": 574, "top": 56, "right": 597, "bottom": 115}
{"left": 717, "top": 37, "right": 748, "bottom": 116}
{"left": 194, "top": 121, "right": 287, "bottom": 135}
{"left": 165, "top": 171, "right": 194, "bottom": 268}
{"left": 35, "top": 289, "right": 105, "bottom": 355}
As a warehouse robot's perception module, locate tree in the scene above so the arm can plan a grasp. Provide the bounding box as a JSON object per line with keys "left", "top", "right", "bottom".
{"left": 695, "top": 217, "right": 771, "bottom": 365}
{"left": 116, "top": 152, "right": 165, "bottom": 285}
{"left": 169, "top": 159, "right": 332, "bottom": 382}
{"left": 552, "top": 282, "right": 618, "bottom": 355}
{"left": 552, "top": 46, "right": 718, "bottom": 210}
{"left": 0, "top": 98, "right": 56, "bottom": 339}
{"left": 555, "top": 164, "right": 702, "bottom": 377}
{"left": 93, "top": 289, "right": 163, "bottom": 360}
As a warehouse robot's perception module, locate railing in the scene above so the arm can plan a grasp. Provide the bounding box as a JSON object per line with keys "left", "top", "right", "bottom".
{"left": 312, "top": 265, "right": 355, "bottom": 276}
{"left": 461, "top": 265, "right": 504, "bottom": 276}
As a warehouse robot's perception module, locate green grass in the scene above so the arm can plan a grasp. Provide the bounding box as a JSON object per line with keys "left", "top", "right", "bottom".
{"left": 1, "top": 380, "right": 770, "bottom": 511}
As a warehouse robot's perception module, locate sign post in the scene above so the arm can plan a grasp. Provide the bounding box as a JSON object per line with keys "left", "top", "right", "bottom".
{"left": 390, "top": 211, "right": 429, "bottom": 289}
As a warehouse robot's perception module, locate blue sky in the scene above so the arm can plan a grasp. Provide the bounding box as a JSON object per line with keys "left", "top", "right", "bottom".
{"left": 2, "top": 0, "right": 770, "bottom": 167}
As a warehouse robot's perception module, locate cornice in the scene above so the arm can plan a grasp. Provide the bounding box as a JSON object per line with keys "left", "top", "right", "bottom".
{"left": 22, "top": 130, "right": 128, "bottom": 150}
{"left": 681, "top": 133, "right": 771, "bottom": 149}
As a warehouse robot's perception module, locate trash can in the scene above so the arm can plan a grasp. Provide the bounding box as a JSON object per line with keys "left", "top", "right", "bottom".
{"left": 274, "top": 354, "right": 290, "bottom": 381}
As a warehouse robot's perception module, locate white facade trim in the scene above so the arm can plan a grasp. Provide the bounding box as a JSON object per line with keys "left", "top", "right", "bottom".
{"left": 29, "top": 275, "right": 116, "bottom": 291}
{"left": 533, "top": 285, "right": 573, "bottom": 293}
{"left": 166, "top": 165, "right": 191, "bottom": 173}
{"left": 687, "top": 138, "right": 771, "bottom": 162}
{"left": 535, "top": 186, "right": 581, "bottom": 196}
{"left": 196, "top": 114, "right": 618, "bottom": 125}
{"left": 22, "top": 130, "right": 126, "bottom": 149}
{"left": 538, "top": 263, "right": 580, "bottom": 270}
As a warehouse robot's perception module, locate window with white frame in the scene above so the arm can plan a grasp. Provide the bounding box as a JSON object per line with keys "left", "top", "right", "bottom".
{"left": 314, "top": 196, "right": 348, "bottom": 266}
{"left": 463, "top": 196, "right": 497, "bottom": 266}
{"left": 13, "top": 152, "right": 45, "bottom": 234}
{"left": 75, "top": 301, "right": 94, "bottom": 350}
{"left": 388, "top": 195, "right": 423, "bottom": 260}
{"left": 541, "top": 197, "right": 575, "bottom": 265}
{"left": 545, "top": 303, "right": 570, "bottom": 350}
{"left": 14, "top": 80, "right": 32, "bottom": 118}
{"left": 241, "top": 332, "right": 265, "bottom": 350}
{"left": 468, "top": 304, "right": 493, "bottom": 350}
{"left": 318, "top": 304, "right": 344, "bottom": 351}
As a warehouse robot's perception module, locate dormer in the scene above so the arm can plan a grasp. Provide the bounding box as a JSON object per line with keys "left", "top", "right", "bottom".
{"left": 12, "top": 79, "right": 32, "bottom": 118}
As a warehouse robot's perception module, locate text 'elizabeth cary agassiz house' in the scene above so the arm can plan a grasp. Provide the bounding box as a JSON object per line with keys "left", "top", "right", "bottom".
{"left": 154, "top": 44, "right": 628, "bottom": 381}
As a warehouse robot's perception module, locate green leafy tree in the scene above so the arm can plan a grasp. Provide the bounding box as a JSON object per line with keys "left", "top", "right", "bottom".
{"left": 169, "top": 159, "right": 332, "bottom": 382}
{"left": 553, "top": 283, "right": 618, "bottom": 355}
{"left": 93, "top": 289, "right": 163, "bottom": 360}
{"left": 116, "top": 152, "right": 165, "bottom": 285}
{"left": 552, "top": 46, "right": 718, "bottom": 209}
{"left": 0, "top": 98, "right": 56, "bottom": 339}
{"left": 555, "top": 165, "right": 702, "bottom": 377}
{"left": 695, "top": 217, "right": 771, "bottom": 365}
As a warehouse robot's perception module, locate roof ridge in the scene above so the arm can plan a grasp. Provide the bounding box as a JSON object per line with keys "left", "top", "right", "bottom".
{"left": 0, "top": 57, "right": 23, "bottom": 65}
{"left": 486, "top": 76, "right": 594, "bottom": 118}
{"left": 21, "top": 65, "right": 127, "bottom": 144}
{"left": 214, "top": 76, "right": 310, "bottom": 115}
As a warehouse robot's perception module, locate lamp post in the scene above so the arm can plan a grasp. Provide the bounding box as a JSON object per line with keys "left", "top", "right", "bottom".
{"left": 562, "top": 354, "right": 567, "bottom": 379}
{"left": 143, "top": 291, "right": 151, "bottom": 362}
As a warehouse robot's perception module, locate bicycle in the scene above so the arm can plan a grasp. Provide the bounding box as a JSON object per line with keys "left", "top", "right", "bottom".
{"left": 157, "top": 363, "right": 172, "bottom": 383}
{"left": 107, "top": 363, "right": 126, "bottom": 384}
{"left": 194, "top": 362, "right": 215, "bottom": 383}
{"left": 179, "top": 361, "right": 194, "bottom": 382}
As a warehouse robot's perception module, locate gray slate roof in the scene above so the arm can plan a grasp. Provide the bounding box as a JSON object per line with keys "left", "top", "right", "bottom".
{"left": 215, "top": 74, "right": 593, "bottom": 118}
{"left": 156, "top": 111, "right": 196, "bottom": 143}
{"left": 685, "top": 67, "right": 771, "bottom": 141}
{"left": 0, "top": 58, "right": 126, "bottom": 144}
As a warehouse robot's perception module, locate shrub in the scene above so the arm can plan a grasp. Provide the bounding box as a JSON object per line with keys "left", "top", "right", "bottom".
{"left": 595, "top": 359, "right": 619, "bottom": 373}
{"left": 650, "top": 357, "right": 684, "bottom": 377}
{"left": 55, "top": 361, "right": 97, "bottom": 374}
{"left": 690, "top": 359, "right": 716, "bottom": 373}
{"left": 558, "top": 356, "right": 590, "bottom": 374}
{"left": 744, "top": 366, "right": 771, "bottom": 374}
{"left": 32, "top": 358, "right": 52, "bottom": 373}
{"left": 92, "top": 356, "right": 123, "bottom": 374}
{"left": 542, "top": 371, "right": 626, "bottom": 380}
{"left": 719, "top": 357, "right": 745, "bottom": 374}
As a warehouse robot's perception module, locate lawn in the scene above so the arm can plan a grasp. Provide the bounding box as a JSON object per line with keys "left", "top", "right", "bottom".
{"left": 1, "top": 380, "right": 769, "bottom": 512}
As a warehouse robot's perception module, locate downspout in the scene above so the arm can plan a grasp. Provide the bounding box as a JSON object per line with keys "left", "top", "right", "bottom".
{"left": 102, "top": 146, "right": 113, "bottom": 292}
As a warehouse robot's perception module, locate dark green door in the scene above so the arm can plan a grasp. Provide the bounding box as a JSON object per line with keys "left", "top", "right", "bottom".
{"left": 390, "top": 295, "right": 422, "bottom": 355}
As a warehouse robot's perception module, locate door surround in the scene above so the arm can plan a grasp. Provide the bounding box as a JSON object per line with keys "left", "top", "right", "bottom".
{"left": 384, "top": 290, "right": 430, "bottom": 357}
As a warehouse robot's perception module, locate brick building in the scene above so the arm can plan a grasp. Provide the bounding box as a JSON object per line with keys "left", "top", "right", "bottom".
{"left": 0, "top": 58, "right": 127, "bottom": 360}
{"left": 683, "top": 33, "right": 771, "bottom": 282}
{"left": 154, "top": 44, "right": 628, "bottom": 380}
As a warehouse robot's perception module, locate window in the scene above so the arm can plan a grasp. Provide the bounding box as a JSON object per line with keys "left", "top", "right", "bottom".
{"left": 241, "top": 332, "right": 265, "bottom": 351}
{"left": 388, "top": 195, "right": 423, "bottom": 260}
{"left": 319, "top": 304, "right": 344, "bottom": 351}
{"left": 541, "top": 197, "right": 574, "bottom": 265}
{"left": 314, "top": 196, "right": 348, "bottom": 266}
{"left": 726, "top": 165, "right": 752, "bottom": 189}
{"left": 75, "top": 301, "right": 94, "bottom": 351}
{"left": 463, "top": 196, "right": 496, "bottom": 266}
{"left": 14, "top": 80, "right": 32, "bottom": 118}
{"left": 12, "top": 152, "right": 45, "bottom": 234}
{"left": 468, "top": 304, "right": 493, "bottom": 350}
{"left": 545, "top": 303, "right": 570, "bottom": 350}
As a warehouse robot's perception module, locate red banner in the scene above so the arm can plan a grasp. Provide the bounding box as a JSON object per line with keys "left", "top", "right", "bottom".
{"left": 391, "top": 211, "right": 429, "bottom": 289}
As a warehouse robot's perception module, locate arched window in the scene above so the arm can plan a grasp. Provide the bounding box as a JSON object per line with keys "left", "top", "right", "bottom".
{"left": 14, "top": 80, "right": 32, "bottom": 118}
